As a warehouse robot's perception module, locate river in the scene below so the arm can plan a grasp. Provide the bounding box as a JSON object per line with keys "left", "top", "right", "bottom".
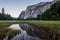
{"left": 3, "top": 23, "right": 41, "bottom": 40}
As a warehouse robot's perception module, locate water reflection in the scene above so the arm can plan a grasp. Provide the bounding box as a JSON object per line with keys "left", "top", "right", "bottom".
{"left": 8, "top": 24, "right": 23, "bottom": 31}
{"left": 4, "top": 23, "right": 41, "bottom": 40}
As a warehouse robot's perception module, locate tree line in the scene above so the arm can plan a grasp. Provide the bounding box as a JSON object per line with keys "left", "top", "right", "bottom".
{"left": 0, "top": 13, "right": 14, "bottom": 20}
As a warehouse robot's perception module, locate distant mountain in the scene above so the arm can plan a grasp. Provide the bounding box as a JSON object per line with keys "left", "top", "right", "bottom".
{"left": 18, "top": 0, "right": 56, "bottom": 19}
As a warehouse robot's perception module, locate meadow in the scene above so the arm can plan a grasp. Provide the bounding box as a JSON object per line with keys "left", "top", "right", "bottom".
{"left": 0, "top": 21, "right": 20, "bottom": 40}
{"left": 0, "top": 20, "right": 60, "bottom": 40}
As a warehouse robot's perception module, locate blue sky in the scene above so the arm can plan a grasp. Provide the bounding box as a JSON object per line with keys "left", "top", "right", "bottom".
{"left": 0, "top": 0, "right": 53, "bottom": 18}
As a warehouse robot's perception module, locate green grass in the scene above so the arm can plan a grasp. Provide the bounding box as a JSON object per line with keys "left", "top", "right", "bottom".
{"left": 29, "top": 21, "right": 60, "bottom": 27}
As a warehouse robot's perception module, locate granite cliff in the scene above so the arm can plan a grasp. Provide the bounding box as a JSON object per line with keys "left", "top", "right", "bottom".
{"left": 18, "top": 0, "right": 56, "bottom": 19}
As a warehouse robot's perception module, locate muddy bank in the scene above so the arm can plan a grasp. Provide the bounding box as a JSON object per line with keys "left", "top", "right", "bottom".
{"left": 26, "top": 23, "right": 59, "bottom": 40}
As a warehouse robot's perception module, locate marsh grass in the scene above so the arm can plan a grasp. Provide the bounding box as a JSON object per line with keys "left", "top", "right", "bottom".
{"left": 29, "top": 21, "right": 60, "bottom": 40}
{"left": 0, "top": 21, "right": 60, "bottom": 40}
{"left": 8, "top": 30, "right": 20, "bottom": 40}
{"left": 0, "top": 22, "right": 20, "bottom": 40}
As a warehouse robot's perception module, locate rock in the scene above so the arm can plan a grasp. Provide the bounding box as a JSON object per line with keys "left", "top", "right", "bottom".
{"left": 19, "top": 0, "right": 56, "bottom": 19}
{"left": 18, "top": 11, "right": 25, "bottom": 19}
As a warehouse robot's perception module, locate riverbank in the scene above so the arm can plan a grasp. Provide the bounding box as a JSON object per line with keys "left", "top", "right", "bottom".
{"left": 0, "top": 22, "right": 20, "bottom": 40}
{"left": 29, "top": 21, "right": 60, "bottom": 40}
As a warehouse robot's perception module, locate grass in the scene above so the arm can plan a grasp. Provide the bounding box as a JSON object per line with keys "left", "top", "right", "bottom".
{"left": 0, "top": 22, "right": 20, "bottom": 40}
{"left": 28, "top": 21, "right": 60, "bottom": 40}
{"left": 8, "top": 30, "right": 20, "bottom": 39}
{"left": 0, "top": 20, "right": 60, "bottom": 40}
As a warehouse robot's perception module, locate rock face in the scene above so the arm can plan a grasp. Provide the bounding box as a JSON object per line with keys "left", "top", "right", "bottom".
{"left": 18, "top": 0, "right": 56, "bottom": 19}
{"left": 18, "top": 11, "right": 25, "bottom": 19}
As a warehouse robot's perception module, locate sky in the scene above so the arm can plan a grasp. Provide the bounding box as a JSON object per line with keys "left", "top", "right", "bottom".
{"left": 0, "top": 0, "right": 53, "bottom": 18}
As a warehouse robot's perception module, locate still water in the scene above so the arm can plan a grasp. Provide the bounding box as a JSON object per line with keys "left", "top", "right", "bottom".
{"left": 4, "top": 23, "right": 41, "bottom": 40}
